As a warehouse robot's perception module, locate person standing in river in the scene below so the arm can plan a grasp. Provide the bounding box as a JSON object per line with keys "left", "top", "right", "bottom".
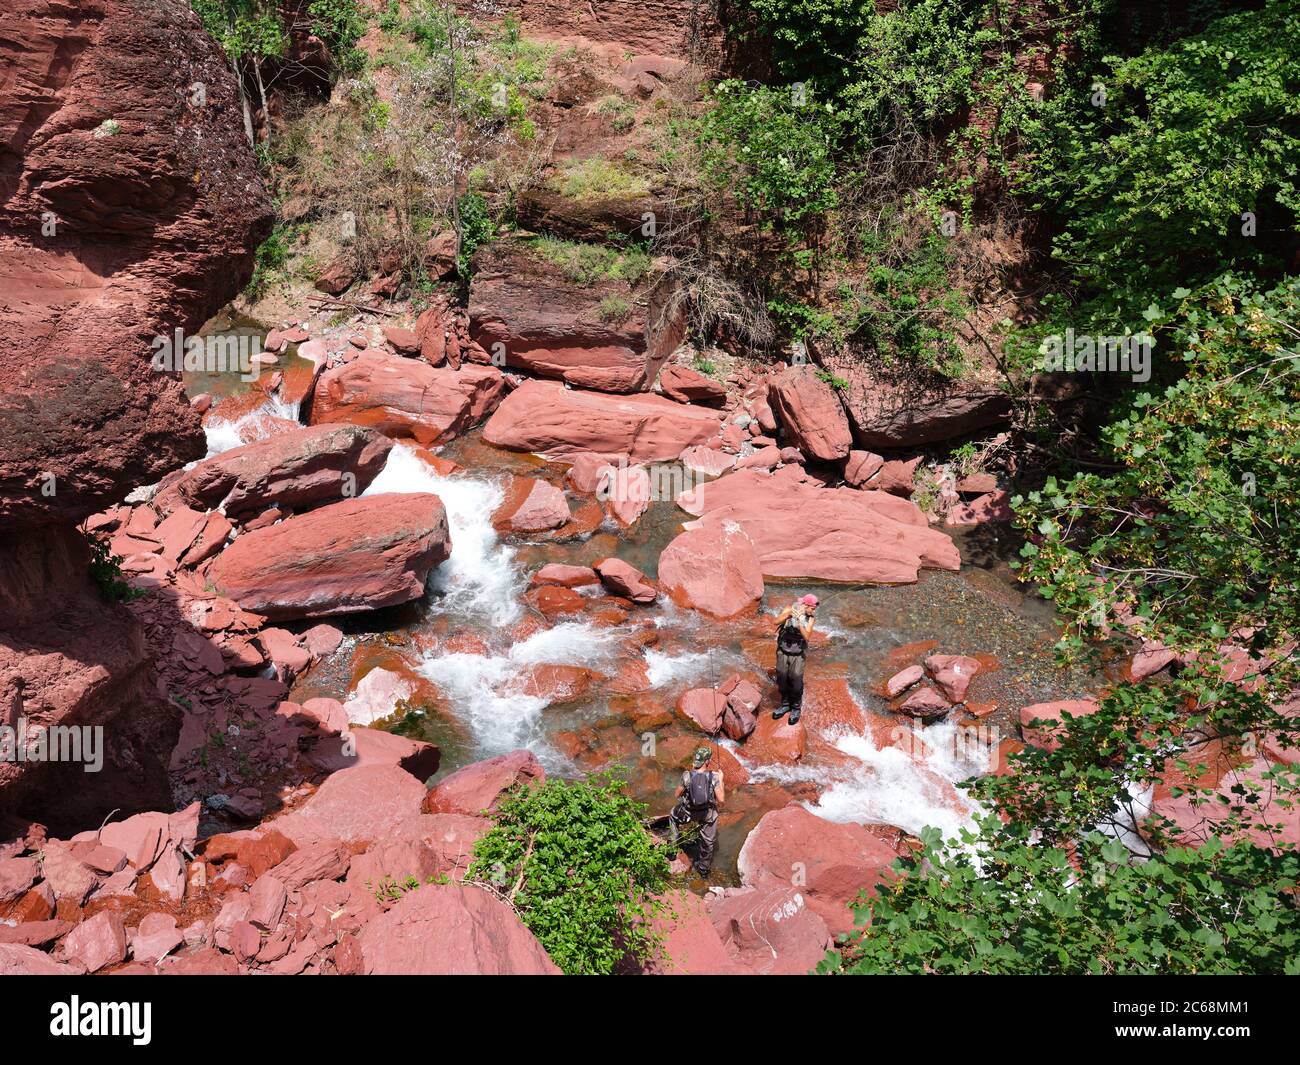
{"left": 773, "top": 594, "right": 817, "bottom": 724}
{"left": 669, "top": 746, "right": 725, "bottom": 877}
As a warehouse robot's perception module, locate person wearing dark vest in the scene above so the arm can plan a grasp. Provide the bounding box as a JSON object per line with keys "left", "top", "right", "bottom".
{"left": 669, "top": 746, "right": 725, "bottom": 877}
{"left": 773, "top": 594, "right": 817, "bottom": 724}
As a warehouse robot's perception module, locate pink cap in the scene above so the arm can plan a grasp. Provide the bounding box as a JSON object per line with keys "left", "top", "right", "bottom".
{"left": 799, "top": 594, "right": 819, "bottom": 608}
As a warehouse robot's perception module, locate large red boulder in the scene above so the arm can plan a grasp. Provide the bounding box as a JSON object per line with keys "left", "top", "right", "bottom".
{"left": 159, "top": 424, "right": 392, "bottom": 519}
{"left": 924, "top": 654, "right": 983, "bottom": 703}
{"left": 707, "top": 883, "right": 833, "bottom": 975}
{"left": 0, "top": 0, "right": 272, "bottom": 529}
{"left": 311, "top": 352, "right": 506, "bottom": 446}
{"left": 468, "top": 240, "right": 684, "bottom": 393}
{"left": 358, "top": 883, "right": 560, "bottom": 974}
{"left": 270, "top": 763, "right": 428, "bottom": 846}
{"left": 492, "top": 476, "right": 571, "bottom": 533}
{"left": 657, "top": 520, "right": 764, "bottom": 618}
{"left": 839, "top": 365, "right": 1011, "bottom": 448}
{"left": 680, "top": 468, "right": 960, "bottom": 583}
{"left": 659, "top": 365, "right": 727, "bottom": 405}
{"left": 736, "top": 805, "right": 906, "bottom": 935}
{"left": 483, "top": 379, "right": 722, "bottom": 463}
{"left": 768, "top": 366, "right": 853, "bottom": 462}
{"left": 644, "top": 890, "right": 749, "bottom": 974}
{"left": 208, "top": 493, "right": 450, "bottom": 620}
{"left": 423, "top": 750, "right": 545, "bottom": 816}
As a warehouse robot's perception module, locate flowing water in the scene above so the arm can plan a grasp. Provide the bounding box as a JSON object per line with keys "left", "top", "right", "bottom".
{"left": 193, "top": 367, "right": 1096, "bottom": 883}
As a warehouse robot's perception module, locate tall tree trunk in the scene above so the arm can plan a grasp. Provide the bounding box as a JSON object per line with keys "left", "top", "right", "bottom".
{"left": 236, "top": 64, "right": 255, "bottom": 148}
{"left": 253, "top": 55, "right": 270, "bottom": 147}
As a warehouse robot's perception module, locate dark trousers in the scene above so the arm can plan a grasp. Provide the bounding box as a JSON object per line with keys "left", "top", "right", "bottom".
{"left": 670, "top": 804, "right": 718, "bottom": 873}
{"left": 776, "top": 648, "right": 805, "bottom": 710}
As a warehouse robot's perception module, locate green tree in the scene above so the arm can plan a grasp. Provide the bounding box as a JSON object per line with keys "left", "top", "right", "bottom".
{"left": 469, "top": 774, "right": 672, "bottom": 975}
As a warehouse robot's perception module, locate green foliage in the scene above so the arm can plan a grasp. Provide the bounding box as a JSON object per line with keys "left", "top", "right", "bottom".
{"left": 740, "top": 0, "right": 870, "bottom": 83}
{"left": 244, "top": 222, "right": 300, "bottom": 298}
{"left": 192, "top": 0, "right": 286, "bottom": 61}
{"left": 86, "top": 535, "right": 142, "bottom": 604}
{"left": 306, "top": 0, "right": 368, "bottom": 73}
{"left": 598, "top": 295, "right": 631, "bottom": 323}
{"left": 552, "top": 157, "right": 651, "bottom": 202}
{"left": 531, "top": 237, "right": 652, "bottom": 286}
{"left": 697, "top": 79, "right": 841, "bottom": 232}
{"left": 1012, "top": 276, "right": 1300, "bottom": 662}
{"left": 455, "top": 191, "right": 494, "bottom": 277}
{"left": 824, "top": 820, "right": 1300, "bottom": 975}
{"left": 1021, "top": 0, "right": 1300, "bottom": 324}
{"left": 469, "top": 774, "right": 671, "bottom": 975}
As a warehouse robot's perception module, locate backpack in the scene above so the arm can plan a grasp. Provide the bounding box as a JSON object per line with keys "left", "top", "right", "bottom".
{"left": 686, "top": 770, "right": 715, "bottom": 811}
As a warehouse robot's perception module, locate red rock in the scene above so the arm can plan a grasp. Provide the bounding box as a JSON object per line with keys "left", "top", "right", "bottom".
{"left": 897, "top": 684, "right": 952, "bottom": 721}
{"left": 0, "top": 857, "right": 39, "bottom": 902}
{"left": 519, "top": 665, "right": 598, "bottom": 707}
{"left": 603, "top": 463, "right": 651, "bottom": 527}
{"left": 735, "top": 444, "right": 782, "bottom": 471}
{"left": 658, "top": 520, "right": 764, "bottom": 619}
{"left": 247, "top": 874, "right": 287, "bottom": 929}
{"left": 680, "top": 469, "right": 960, "bottom": 583}
{"left": 70, "top": 842, "right": 127, "bottom": 876}
{"left": 179, "top": 510, "right": 233, "bottom": 566}
{"left": 164, "top": 424, "right": 393, "bottom": 518}
{"left": 1151, "top": 755, "right": 1300, "bottom": 850}
{"left": 311, "top": 352, "right": 507, "bottom": 446}
{"left": 677, "top": 688, "right": 727, "bottom": 734}
{"left": 0, "top": 919, "right": 73, "bottom": 948}
{"left": 272, "top": 764, "right": 428, "bottom": 846}
{"left": 99, "top": 811, "right": 169, "bottom": 871}
{"left": 768, "top": 366, "right": 853, "bottom": 461}
{"left": 660, "top": 365, "right": 727, "bottom": 405}
{"left": 359, "top": 883, "right": 560, "bottom": 974}
{"left": 0, "top": 0, "right": 270, "bottom": 531}
{"left": 1018, "top": 699, "right": 1101, "bottom": 750}
{"left": 884, "top": 665, "right": 924, "bottom": 698}
{"left": 645, "top": 890, "right": 748, "bottom": 974}
{"left": 131, "top": 912, "right": 182, "bottom": 963}
{"left": 708, "top": 883, "right": 832, "bottom": 975}
{"left": 924, "top": 654, "right": 982, "bottom": 703}
{"left": 493, "top": 477, "right": 571, "bottom": 533}
{"left": 341, "top": 667, "right": 417, "bottom": 726}
{"left": 209, "top": 494, "right": 451, "bottom": 620}
{"left": 266, "top": 842, "right": 351, "bottom": 890}
{"left": 153, "top": 504, "right": 207, "bottom": 562}
{"left": 873, "top": 457, "right": 921, "bottom": 497}
{"left": 839, "top": 367, "right": 1011, "bottom": 448}
{"left": 956, "top": 472, "right": 998, "bottom": 494}
{"left": 530, "top": 563, "right": 599, "bottom": 588}
{"left": 594, "top": 557, "right": 657, "bottom": 603}
{"left": 423, "top": 750, "right": 545, "bottom": 816}
{"left": 159, "top": 948, "right": 239, "bottom": 975}
{"left": 527, "top": 584, "right": 587, "bottom": 616}
{"left": 469, "top": 240, "right": 684, "bottom": 393}
{"left": 1130, "top": 640, "right": 1177, "bottom": 680}
{"left": 302, "top": 624, "right": 345, "bottom": 657}
{"left": 305, "top": 726, "right": 441, "bottom": 781}
{"left": 39, "top": 844, "right": 97, "bottom": 904}
{"left": 738, "top": 806, "right": 905, "bottom": 935}
{"left": 484, "top": 379, "right": 721, "bottom": 463}
{"left": 946, "top": 490, "right": 1013, "bottom": 525}
{"left": 0, "top": 943, "right": 82, "bottom": 975}
{"left": 679, "top": 445, "right": 736, "bottom": 477}
{"left": 258, "top": 627, "right": 312, "bottom": 679}
{"left": 565, "top": 452, "right": 621, "bottom": 494}
{"left": 59, "top": 910, "right": 127, "bottom": 973}
{"left": 843, "top": 449, "right": 885, "bottom": 487}
{"left": 746, "top": 714, "right": 807, "bottom": 763}
{"left": 383, "top": 326, "right": 420, "bottom": 356}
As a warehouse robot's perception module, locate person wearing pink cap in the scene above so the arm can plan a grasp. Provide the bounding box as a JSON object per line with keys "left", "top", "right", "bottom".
{"left": 772, "top": 594, "right": 818, "bottom": 724}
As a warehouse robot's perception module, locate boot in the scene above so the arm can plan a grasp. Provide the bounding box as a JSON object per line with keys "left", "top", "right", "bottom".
{"left": 788, "top": 705, "right": 802, "bottom": 725}
{"left": 773, "top": 703, "right": 789, "bottom": 719}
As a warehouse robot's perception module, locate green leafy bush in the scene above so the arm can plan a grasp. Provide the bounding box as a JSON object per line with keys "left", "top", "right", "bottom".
{"left": 532, "top": 237, "right": 652, "bottom": 286}
{"left": 469, "top": 774, "right": 671, "bottom": 975}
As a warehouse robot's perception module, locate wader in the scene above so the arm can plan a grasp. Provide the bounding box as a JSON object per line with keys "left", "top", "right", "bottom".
{"left": 775, "top": 619, "right": 807, "bottom": 721}
{"left": 670, "top": 770, "right": 718, "bottom": 875}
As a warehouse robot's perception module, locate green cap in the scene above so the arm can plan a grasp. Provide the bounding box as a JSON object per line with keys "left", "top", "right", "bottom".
{"left": 693, "top": 746, "right": 712, "bottom": 768}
